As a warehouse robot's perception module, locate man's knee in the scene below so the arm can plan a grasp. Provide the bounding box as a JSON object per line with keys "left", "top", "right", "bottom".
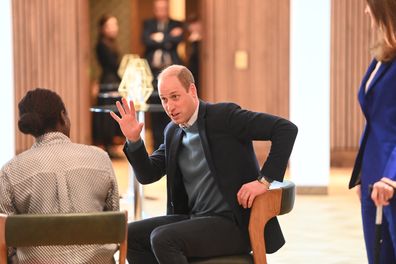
{"left": 150, "top": 225, "right": 175, "bottom": 252}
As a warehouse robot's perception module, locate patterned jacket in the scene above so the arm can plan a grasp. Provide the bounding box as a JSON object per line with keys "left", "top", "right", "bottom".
{"left": 0, "top": 132, "right": 119, "bottom": 264}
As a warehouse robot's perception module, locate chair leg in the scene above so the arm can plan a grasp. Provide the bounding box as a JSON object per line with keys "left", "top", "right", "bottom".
{"left": 0, "top": 214, "right": 8, "bottom": 264}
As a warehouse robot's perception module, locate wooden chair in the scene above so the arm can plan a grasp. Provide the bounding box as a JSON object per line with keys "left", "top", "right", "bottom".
{"left": 0, "top": 211, "right": 128, "bottom": 264}
{"left": 190, "top": 180, "right": 296, "bottom": 264}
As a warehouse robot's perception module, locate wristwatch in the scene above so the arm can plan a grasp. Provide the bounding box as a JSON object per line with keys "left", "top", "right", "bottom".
{"left": 257, "top": 175, "right": 273, "bottom": 188}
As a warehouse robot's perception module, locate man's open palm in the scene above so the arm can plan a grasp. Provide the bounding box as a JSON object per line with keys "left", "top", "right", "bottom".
{"left": 110, "top": 97, "right": 144, "bottom": 142}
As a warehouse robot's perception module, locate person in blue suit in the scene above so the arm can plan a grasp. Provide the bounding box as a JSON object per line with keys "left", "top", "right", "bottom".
{"left": 349, "top": 0, "right": 396, "bottom": 263}
{"left": 111, "top": 65, "right": 297, "bottom": 264}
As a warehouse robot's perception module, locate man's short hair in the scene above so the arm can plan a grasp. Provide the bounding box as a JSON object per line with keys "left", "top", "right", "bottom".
{"left": 158, "top": 65, "right": 195, "bottom": 90}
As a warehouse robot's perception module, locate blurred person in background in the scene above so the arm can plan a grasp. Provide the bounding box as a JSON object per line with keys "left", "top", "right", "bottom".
{"left": 96, "top": 14, "right": 121, "bottom": 85}
{"left": 94, "top": 14, "right": 124, "bottom": 157}
{"left": 142, "top": 0, "right": 184, "bottom": 150}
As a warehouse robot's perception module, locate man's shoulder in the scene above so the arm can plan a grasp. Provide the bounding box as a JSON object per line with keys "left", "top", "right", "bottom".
{"left": 203, "top": 101, "right": 241, "bottom": 113}
{"left": 164, "top": 121, "right": 178, "bottom": 133}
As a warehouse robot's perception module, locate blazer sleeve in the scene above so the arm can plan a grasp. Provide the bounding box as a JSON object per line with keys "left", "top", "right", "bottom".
{"left": 224, "top": 103, "right": 298, "bottom": 181}
{"left": 162, "top": 21, "right": 184, "bottom": 49}
{"left": 142, "top": 20, "right": 164, "bottom": 50}
{"left": 123, "top": 141, "right": 167, "bottom": 184}
{"left": 0, "top": 169, "right": 16, "bottom": 214}
{"left": 383, "top": 147, "right": 396, "bottom": 181}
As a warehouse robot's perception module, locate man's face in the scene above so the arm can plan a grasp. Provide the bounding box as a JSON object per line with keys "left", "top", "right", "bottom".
{"left": 158, "top": 75, "right": 198, "bottom": 125}
{"left": 153, "top": 0, "right": 169, "bottom": 21}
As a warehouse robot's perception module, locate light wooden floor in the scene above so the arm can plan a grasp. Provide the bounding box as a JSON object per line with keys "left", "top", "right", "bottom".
{"left": 112, "top": 156, "right": 367, "bottom": 263}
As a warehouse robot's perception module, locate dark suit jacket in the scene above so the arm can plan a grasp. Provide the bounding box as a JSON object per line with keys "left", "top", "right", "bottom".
{"left": 350, "top": 59, "right": 396, "bottom": 190}
{"left": 124, "top": 101, "right": 298, "bottom": 253}
{"left": 142, "top": 18, "right": 184, "bottom": 71}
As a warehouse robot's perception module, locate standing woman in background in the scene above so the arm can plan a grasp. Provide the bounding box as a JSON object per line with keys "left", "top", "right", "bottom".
{"left": 349, "top": 0, "right": 396, "bottom": 263}
{"left": 96, "top": 14, "right": 121, "bottom": 86}
{"left": 94, "top": 15, "right": 123, "bottom": 156}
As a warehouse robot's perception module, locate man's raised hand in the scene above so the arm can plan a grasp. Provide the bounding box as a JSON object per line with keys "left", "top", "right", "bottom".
{"left": 110, "top": 98, "right": 144, "bottom": 142}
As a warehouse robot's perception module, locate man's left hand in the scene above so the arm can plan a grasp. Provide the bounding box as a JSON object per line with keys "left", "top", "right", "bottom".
{"left": 237, "top": 180, "right": 269, "bottom": 209}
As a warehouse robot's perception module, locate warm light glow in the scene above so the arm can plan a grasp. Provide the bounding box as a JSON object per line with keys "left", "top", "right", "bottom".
{"left": 169, "top": 0, "right": 185, "bottom": 21}
{"left": 118, "top": 55, "right": 154, "bottom": 111}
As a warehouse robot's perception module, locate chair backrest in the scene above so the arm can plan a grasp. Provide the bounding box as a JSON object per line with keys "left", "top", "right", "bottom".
{"left": 0, "top": 211, "right": 128, "bottom": 264}
{"left": 249, "top": 180, "right": 296, "bottom": 264}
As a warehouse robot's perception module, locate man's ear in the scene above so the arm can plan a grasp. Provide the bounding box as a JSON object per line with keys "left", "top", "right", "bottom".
{"left": 189, "top": 83, "right": 198, "bottom": 98}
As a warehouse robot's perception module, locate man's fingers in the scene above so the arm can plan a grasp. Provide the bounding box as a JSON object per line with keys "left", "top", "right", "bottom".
{"left": 247, "top": 195, "right": 255, "bottom": 208}
{"left": 110, "top": 111, "right": 121, "bottom": 122}
{"left": 138, "top": 122, "right": 145, "bottom": 133}
{"left": 116, "top": 101, "right": 126, "bottom": 117}
{"left": 121, "top": 97, "right": 132, "bottom": 115}
{"left": 128, "top": 99, "right": 137, "bottom": 115}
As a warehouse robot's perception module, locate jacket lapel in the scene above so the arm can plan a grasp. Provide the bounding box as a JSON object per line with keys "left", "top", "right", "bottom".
{"left": 359, "top": 60, "right": 392, "bottom": 116}
{"left": 167, "top": 127, "right": 183, "bottom": 185}
{"left": 197, "top": 101, "right": 216, "bottom": 175}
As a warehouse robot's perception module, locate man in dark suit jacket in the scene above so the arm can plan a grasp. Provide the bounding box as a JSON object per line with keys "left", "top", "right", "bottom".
{"left": 111, "top": 65, "right": 297, "bottom": 264}
{"left": 143, "top": 0, "right": 184, "bottom": 150}
{"left": 142, "top": 0, "right": 183, "bottom": 74}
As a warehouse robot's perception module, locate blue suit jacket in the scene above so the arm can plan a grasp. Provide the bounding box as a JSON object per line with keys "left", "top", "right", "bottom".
{"left": 350, "top": 59, "right": 396, "bottom": 189}
{"left": 124, "top": 101, "right": 297, "bottom": 253}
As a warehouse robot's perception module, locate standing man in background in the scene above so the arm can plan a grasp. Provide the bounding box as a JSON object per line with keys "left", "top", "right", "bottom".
{"left": 142, "top": 0, "right": 184, "bottom": 150}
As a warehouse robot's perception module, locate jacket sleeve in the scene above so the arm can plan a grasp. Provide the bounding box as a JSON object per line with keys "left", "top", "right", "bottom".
{"left": 162, "top": 21, "right": 184, "bottom": 49}
{"left": 123, "top": 141, "right": 167, "bottom": 184}
{"left": 0, "top": 170, "right": 16, "bottom": 214}
{"left": 104, "top": 157, "right": 120, "bottom": 212}
{"left": 383, "top": 147, "right": 396, "bottom": 181}
{"left": 225, "top": 103, "right": 298, "bottom": 182}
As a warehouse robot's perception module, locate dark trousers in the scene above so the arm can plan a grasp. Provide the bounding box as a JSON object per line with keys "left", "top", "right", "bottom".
{"left": 127, "top": 214, "right": 251, "bottom": 264}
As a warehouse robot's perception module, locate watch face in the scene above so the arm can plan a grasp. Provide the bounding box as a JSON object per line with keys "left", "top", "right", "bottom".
{"left": 258, "top": 177, "right": 267, "bottom": 184}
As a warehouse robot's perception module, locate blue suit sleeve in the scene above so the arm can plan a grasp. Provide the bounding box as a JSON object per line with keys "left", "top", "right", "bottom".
{"left": 383, "top": 147, "right": 396, "bottom": 180}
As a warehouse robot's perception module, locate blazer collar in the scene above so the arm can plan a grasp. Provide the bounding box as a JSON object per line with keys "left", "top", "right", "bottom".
{"left": 167, "top": 127, "right": 184, "bottom": 180}
{"left": 196, "top": 101, "right": 217, "bottom": 174}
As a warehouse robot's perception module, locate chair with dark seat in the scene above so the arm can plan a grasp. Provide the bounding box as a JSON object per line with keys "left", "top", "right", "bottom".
{"left": 189, "top": 180, "right": 296, "bottom": 264}
{"left": 0, "top": 211, "right": 128, "bottom": 264}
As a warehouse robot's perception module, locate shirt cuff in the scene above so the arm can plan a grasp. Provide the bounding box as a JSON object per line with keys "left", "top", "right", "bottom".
{"left": 126, "top": 138, "right": 143, "bottom": 152}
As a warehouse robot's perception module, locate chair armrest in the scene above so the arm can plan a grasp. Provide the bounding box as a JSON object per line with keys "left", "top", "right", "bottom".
{"left": 248, "top": 180, "right": 296, "bottom": 264}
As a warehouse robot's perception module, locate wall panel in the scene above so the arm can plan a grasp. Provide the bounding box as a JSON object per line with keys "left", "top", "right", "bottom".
{"left": 201, "top": 0, "right": 289, "bottom": 162}
{"left": 13, "top": 0, "right": 90, "bottom": 153}
{"left": 331, "top": 0, "right": 373, "bottom": 154}
{"left": 202, "top": 0, "right": 289, "bottom": 118}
